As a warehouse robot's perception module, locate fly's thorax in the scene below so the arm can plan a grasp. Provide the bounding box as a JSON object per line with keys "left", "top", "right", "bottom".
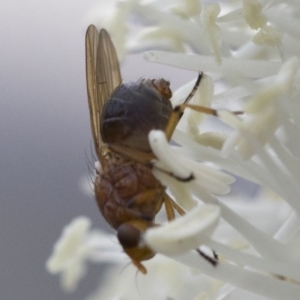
{"left": 100, "top": 79, "right": 173, "bottom": 152}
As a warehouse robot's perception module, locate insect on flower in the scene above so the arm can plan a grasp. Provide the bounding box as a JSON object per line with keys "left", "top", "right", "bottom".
{"left": 85, "top": 25, "right": 219, "bottom": 274}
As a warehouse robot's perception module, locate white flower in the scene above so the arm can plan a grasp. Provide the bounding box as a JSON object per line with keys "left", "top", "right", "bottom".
{"left": 47, "top": 1, "right": 300, "bottom": 299}
{"left": 85, "top": 254, "right": 222, "bottom": 300}
{"left": 46, "top": 217, "right": 124, "bottom": 292}
{"left": 201, "top": 3, "right": 222, "bottom": 64}
{"left": 46, "top": 217, "right": 91, "bottom": 292}
{"left": 220, "top": 56, "right": 299, "bottom": 159}
{"left": 144, "top": 203, "right": 220, "bottom": 255}
{"left": 242, "top": 0, "right": 266, "bottom": 30}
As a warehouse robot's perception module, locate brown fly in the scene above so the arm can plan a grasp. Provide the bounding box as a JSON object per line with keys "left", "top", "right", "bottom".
{"left": 85, "top": 25, "right": 219, "bottom": 274}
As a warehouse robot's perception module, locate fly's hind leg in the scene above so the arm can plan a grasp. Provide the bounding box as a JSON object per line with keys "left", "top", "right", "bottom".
{"left": 196, "top": 248, "right": 218, "bottom": 266}
{"left": 164, "top": 193, "right": 185, "bottom": 220}
{"left": 163, "top": 194, "right": 176, "bottom": 221}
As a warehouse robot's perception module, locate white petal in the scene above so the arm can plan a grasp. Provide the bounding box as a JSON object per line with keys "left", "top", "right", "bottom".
{"left": 149, "top": 130, "right": 192, "bottom": 180}
{"left": 60, "top": 254, "right": 87, "bottom": 292}
{"left": 46, "top": 217, "right": 91, "bottom": 273}
{"left": 265, "top": 7, "right": 300, "bottom": 41}
{"left": 151, "top": 171, "right": 197, "bottom": 210}
{"left": 144, "top": 51, "right": 282, "bottom": 78}
{"left": 242, "top": 0, "right": 266, "bottom": 30}
{"left": 202, "top": 4, "right": 222, "bottom": 64}
{"left": 194, "top": 132, "right": 226, "bottom": 150}
{"left": 246, "top": 57, "right": 299, "bottom": 113}
{"left": 144, "top": 204, "right": 220, "bottom": 255}
{"left": 149, "top": 130, "right": 234, "bottom": 195}
{"left": 170, "top": 0, "right": 202, "bottom": 18}
{"left": 252, "top": 25, "right": 283, "bottom": 47}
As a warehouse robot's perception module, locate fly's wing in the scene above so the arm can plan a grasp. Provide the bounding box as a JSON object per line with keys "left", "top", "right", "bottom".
{"left": 85, "top": 25, "right": 122, "bottom": 162}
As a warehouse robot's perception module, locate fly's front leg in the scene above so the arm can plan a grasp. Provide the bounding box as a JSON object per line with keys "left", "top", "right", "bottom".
{"left": 164, "top": 72, "right": 243, "bottom": 141}
{"left": 164, "top": 73, "right": 203, "bottom": 140}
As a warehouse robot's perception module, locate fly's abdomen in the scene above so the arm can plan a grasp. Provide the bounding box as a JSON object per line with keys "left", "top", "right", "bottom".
{"left": 95, "top": 161, "right": 165, "bottom": 229}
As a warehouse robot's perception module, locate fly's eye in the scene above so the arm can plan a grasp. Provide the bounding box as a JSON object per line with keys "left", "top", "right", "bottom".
{"left": 117, "top": 223, "right": 141, "bottom": 248}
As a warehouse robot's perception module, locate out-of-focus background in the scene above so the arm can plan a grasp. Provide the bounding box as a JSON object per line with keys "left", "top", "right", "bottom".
{"left": 0, "top": 1, "right": 197, "bottom": 299}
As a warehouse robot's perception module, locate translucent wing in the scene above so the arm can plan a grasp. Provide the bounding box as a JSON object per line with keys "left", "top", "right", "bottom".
{"left": 85, "top": 25, "right": 122, "bottom": 161}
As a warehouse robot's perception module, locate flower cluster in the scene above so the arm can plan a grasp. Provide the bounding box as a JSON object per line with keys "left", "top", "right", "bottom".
{"left": 48, "top": 1, "right": 300, "bottom": 299}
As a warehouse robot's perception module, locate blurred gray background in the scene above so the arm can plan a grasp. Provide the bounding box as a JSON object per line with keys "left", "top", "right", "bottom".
{"left": 0, "top": 1, "right": 197, "bottom": 299}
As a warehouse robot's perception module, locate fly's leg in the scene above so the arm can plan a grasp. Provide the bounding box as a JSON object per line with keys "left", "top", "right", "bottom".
{"left": 108, "top": 144, "right": 155, "bottom": 164}
{"left": 164, "top": 195, "right": 175, "bottom": 221}
{"left": 108, "top": 73, "right": 241, "bottom": 173}
{"left": 164, "top": 194, "right": 218, "bottom": 266}
{"left": 164, "top": 194, "right": 185, "bottom": 218}
{"left": 164, "top": 73, "right": 203, "bottom": 140}
{"left": 196, "top": 248, "right": 218, "bottom": 266}
{"left": 164, "top": 72, "right": 243, "bottom": 141}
